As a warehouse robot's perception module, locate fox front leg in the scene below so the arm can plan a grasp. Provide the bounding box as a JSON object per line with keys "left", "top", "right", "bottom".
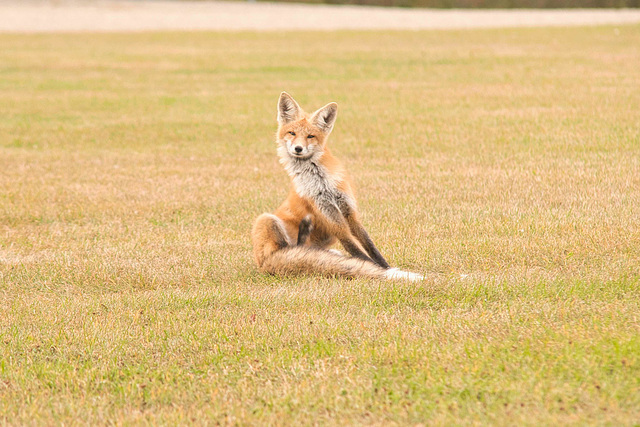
{"left": 333, "top": 195, "right": 390, "bottom": 269}
{"left": 345, "top": 215, "right": 390, "bottom": 269}
{"left": 318, "top": 202, "right": 378, "bottom": 264}
{"left": 338, "top": 236, "right": 377, "bottom": 264}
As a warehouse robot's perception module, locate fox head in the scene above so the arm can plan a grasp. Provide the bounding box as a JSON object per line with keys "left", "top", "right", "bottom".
{"left": 276, "top": 92, "right": 338, "bottom": 161}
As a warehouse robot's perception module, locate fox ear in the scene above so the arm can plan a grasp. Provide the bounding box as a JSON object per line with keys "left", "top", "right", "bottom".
{"left": 277, "top": 92, "right": 301, "bottom": 124}
{"left": 310, "top": 102, "right": 338, "bottom": 134}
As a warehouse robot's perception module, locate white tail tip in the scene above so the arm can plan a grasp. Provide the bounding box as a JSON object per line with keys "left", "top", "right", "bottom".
{"left": 384, "top": 268, "right": 424, "bottom": 281}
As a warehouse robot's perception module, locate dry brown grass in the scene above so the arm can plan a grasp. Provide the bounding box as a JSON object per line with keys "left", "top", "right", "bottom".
{"left": 1, "top": 27, "right": 639, "bottom": 424}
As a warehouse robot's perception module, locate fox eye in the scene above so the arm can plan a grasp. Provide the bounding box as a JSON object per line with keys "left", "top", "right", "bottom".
{"left": 307, "top": 135, "right": 315, "bottom": 139}
{"left": 288, "top": 131, "right": 296, "bottom": 136}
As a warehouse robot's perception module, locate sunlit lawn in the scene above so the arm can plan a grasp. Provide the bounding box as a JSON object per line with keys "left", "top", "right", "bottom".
{"left": 1, "top": 26, "right": 639, "bottom": 424}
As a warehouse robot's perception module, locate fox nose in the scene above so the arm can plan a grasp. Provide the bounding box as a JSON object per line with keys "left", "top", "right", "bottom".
{"left": 294, "top": 146, "right": 303, "bottom": 154}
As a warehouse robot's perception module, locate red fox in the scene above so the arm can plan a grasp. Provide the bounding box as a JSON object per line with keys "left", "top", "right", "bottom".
{"left": 251, "top": 92, "right": 423, "bottom": 281}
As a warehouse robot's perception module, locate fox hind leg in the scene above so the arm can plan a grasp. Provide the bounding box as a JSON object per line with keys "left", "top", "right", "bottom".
{"left": 252, "top": 213, "right": 291, "bottom": 268}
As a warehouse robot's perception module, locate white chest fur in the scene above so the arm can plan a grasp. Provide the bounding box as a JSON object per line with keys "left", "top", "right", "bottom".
{"left": 278, "top": 149, "right": 355, "bottom": 217}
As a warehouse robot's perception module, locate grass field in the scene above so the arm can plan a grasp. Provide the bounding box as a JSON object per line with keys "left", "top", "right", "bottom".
{"left": 1, "top": 26, "right": 639, "bottom": 425}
